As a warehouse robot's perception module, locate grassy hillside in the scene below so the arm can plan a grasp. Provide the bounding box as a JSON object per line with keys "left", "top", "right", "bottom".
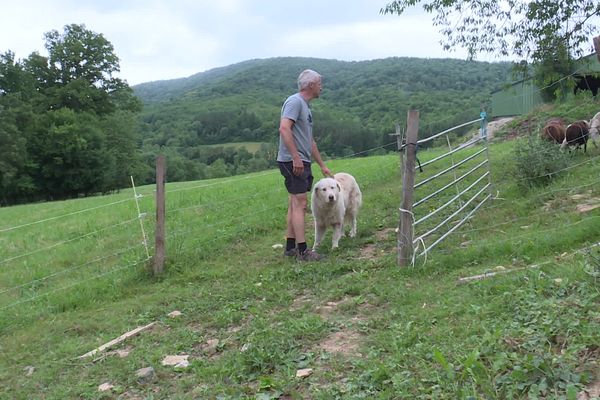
{"left": 2, "top": 99, "right": 600, "bottom": 398}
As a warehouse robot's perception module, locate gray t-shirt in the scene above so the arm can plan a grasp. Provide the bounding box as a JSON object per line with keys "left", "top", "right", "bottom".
{"left": 277, "top": 93, "right": 313, "bottom": 162}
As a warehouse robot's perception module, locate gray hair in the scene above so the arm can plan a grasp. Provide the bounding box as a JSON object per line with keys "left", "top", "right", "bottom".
{"left": 297, "top": 69, "right": 321, "bottom": 91}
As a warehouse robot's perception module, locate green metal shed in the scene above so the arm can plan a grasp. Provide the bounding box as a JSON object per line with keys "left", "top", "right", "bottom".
{"left": 490, "top": 53, "right": 600, "bottom": 118}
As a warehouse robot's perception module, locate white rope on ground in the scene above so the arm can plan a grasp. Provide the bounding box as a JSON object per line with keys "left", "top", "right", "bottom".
{"left": 0, "top": 244, "right": 143, "bottom": 295}
{"left": 0, "top": 256, "right": 149, "bottom": 311}
{"left": 0, "top": 217, "right": 139, "bottom": 266}
{"left": 0, "top": 197, "right": 135, "bottom": 233}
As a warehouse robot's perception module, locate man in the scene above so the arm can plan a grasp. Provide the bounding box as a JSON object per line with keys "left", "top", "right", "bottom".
{"left": 277, "top": 69, "right": 331, "bottom": 261}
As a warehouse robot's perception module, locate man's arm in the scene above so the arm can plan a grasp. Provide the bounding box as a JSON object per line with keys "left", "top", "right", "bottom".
{"left": 311, "top": 139, "right": 332, "bottom": 177}
{"left": 279, "top": 118, "right": 304, "bottom": 176}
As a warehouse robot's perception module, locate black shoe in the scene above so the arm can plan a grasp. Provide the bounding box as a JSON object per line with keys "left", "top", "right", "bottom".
{"left": 296, "top": 249, "right": 325, "bottom": 262}
{"left": 283, "top": 248, "right": 297, "bottom": 257}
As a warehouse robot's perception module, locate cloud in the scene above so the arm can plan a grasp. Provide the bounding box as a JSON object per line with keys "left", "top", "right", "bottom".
{"left": 0, "top": 0, "right": 500, "bottom": 85}
{"left": 276, "top": 18, "right": 470, "bottom": 61}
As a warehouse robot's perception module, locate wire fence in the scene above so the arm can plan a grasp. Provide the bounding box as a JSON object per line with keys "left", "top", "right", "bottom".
{"left": 397, "top": 111, "right": 493, "bottom": 266}
{"left": 0, "top": 141, "right": 399, "bottom": 315}
{"left": 2, "top": 63, "right": 598, "bottom": 316}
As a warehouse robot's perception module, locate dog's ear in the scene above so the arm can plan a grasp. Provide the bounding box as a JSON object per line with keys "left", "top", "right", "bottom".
{"left": 337, "top": 183, "right": 341, "bottom": 192}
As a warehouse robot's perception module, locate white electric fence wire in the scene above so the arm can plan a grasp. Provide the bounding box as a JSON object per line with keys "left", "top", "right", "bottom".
{"left": 414, "top": 160, "right": 488, "bottom": 208}
{"left": 131, "top": 176, "right": 150, "bottom": 259}
{"left": 416, "top": 118, "right": 484, "bottom": 145}
{"left": 514, "top": 153, "right": 600, "bottom": 182}
{"left": 0, "top": 197, "right": 134, "bottom": 233}
{"left": 167, "top": 186, "right": 287, "bottom": 215}
{"left": 437, "top": 214, "right": 600, "bottom": 256}
{"left": 415, "top": 148, "right": 486, "bottom": 189}
{"left": 418, "top": 194, "right": 492, "bottom": 257}
{"left": 165, "top": 170, "right": 280, "bottom": 195}
{"left": 0, "top": 257, "right": 148, "bottom": 311}
{"left": 418, "top": 137, "right": 483, "bottom": 170}
{"left": 0, "top": 244, "right": 143, "bottom": 295}
{"left": 414, "top": 184, "right": 491, "bottom": 244}
{"left": 0, "top": 217, "right": 139, "bottom": 266}
{"left": 414, "top": 172, "right": 490, "bottom": 226}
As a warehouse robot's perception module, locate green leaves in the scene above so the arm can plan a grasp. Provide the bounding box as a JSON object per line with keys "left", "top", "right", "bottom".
{"left": 0, "top": 24, "right": 142, "bottom": 204}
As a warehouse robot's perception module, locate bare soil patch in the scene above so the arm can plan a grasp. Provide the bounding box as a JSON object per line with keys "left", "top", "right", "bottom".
{"left": 318, "top": 330, "right": 362, "bottom": 355}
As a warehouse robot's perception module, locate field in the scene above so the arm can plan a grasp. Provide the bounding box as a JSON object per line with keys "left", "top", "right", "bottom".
{"left": 1, "top": 131, "right": 600, "bottom": 398}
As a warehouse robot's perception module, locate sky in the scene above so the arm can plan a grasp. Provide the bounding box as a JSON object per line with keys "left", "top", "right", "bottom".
{"left": 0, "top": 0, "right": 490, "bottom": 86}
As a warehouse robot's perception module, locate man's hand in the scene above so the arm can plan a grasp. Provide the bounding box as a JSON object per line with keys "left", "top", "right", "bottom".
{"left": 321, "top": 166, "right": 333, "bottom": 177}
{"left": 292, "top": 156, "right": 304, "bottom": 176}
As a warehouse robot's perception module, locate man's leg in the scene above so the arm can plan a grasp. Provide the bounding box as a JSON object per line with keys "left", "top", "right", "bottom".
{"left": 290, "top": 192, "right": 307, "bottom": 245}
{"left": 284, "top": 196, "right": 296, "bottom": 255}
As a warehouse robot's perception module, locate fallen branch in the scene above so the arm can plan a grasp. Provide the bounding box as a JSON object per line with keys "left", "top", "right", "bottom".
{"left": 79, "top": 322, "right": 156, "bottom": 359}
{"left": 457, "top": 263, "right": 547, "bottom": 284}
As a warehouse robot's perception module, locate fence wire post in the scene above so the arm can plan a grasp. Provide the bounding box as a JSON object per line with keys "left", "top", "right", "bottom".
{"left": 446, "top": 135, "right": 463, "bottom": 209}
{"left": 399, "top": 110, "right": 419, "bottom": 267}
{"left": 130, "top": 176, "right": 150, "bottom": 259}
{"left": 480, "top": 110, "right": 494, "bottom": 198}
{"left": 154, "top": 155, "right": 166, "bottom": 276}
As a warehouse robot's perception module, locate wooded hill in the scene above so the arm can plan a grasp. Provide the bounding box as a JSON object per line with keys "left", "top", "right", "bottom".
{"left": 133, "top": 57, "right": 513, "bottom": 180}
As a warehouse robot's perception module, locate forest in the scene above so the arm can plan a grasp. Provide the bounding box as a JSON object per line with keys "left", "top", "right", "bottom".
{"left": 135, "top": 56, "right": 513, "bottom": 181}
{"left": 0, "top": 24, "right": 514, "bottom": 205}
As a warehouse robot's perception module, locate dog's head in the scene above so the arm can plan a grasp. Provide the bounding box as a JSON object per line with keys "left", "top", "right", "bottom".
{"left": 314, "top": 177, "right": 341, "bottom": 204}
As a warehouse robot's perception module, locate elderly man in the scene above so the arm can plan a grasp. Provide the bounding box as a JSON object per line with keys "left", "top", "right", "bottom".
{"left": 277, "top": 69, "right": 331, "bottom": 261}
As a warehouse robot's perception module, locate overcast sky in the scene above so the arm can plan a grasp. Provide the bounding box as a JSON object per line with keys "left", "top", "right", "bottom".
{"left": 0, "top": 0, "right": 498, "bottom": 86}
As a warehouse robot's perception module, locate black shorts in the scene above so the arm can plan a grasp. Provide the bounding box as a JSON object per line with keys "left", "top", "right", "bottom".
{"left": 278, "top": 161, "right": 313, "bottom": 194}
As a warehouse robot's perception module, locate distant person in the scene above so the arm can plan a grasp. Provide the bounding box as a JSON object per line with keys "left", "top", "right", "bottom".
{"left": 277, "top": 69, "right": 331, "bottom": 261}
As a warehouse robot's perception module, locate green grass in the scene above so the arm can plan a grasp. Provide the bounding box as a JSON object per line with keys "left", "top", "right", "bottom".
{"left": 1, "top": 134, "right": 600, "bottom": 399}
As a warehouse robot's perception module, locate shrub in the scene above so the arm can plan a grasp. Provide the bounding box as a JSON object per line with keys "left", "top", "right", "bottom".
{"left": 512, "top": 134, "right": 570, "bottom": 189}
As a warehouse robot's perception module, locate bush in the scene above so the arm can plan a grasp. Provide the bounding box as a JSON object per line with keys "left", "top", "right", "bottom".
{"left": 512, "top": 135, "right": 571, "bottom": 189}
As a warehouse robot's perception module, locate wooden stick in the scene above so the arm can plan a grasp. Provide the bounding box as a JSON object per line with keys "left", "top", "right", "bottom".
{"left": 78, "top": 322, "right": 156, "bottom": 359}
{"left": 457, "top": 263, "right": 548, "bottom": 284}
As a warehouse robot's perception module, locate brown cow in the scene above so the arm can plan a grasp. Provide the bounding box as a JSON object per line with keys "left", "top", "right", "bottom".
{"left": 540, "top": 121, "right": 566, "bottom": 143}
{"left": 561, "top": 120, "right": 590, "bottom": 152}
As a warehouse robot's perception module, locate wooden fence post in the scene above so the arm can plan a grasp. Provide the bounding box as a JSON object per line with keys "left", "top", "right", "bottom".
{"left": 154, "top": 155, "right": 166, "bottom": 275}
{"left": 398, "top": 110, "right": 419, "bottom": 267}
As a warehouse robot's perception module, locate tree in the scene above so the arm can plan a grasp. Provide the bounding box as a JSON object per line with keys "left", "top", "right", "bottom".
{"left": 0, "top": 24, "right": 143, "bottom": 204}
{"left": 381, "top": 0, "right": 600, "bottom": 88}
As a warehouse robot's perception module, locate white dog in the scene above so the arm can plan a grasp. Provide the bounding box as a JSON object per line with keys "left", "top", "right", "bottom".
{"left": 311, "top": 172, "right": 362, "bottom": 250}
